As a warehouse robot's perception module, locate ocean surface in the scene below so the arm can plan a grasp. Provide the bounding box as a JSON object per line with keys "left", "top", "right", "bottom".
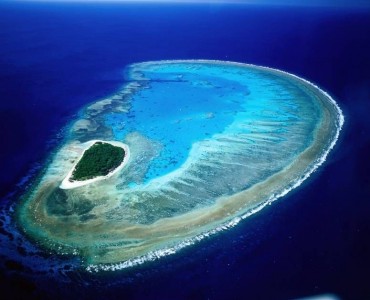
{"left": 0, "top": 2, "right": 370, "bottom": 299}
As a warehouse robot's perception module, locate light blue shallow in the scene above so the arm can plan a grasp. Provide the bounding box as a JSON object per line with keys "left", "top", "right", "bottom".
{"left": 105, "top": 62, "right": 319, "bottom": 184}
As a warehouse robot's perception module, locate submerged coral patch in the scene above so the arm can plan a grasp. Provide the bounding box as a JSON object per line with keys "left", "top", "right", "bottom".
{"left": 17, "top": 60, "right": 343, "bottom": 271}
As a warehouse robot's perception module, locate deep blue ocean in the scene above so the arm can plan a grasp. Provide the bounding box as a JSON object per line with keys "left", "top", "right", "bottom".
{"left": 0, "top": 2, "right": 370, "bottom": 299}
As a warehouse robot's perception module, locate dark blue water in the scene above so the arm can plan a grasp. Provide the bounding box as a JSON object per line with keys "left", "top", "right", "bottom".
{"left": 0, "top": 2, "right": 370, "bottom": 299}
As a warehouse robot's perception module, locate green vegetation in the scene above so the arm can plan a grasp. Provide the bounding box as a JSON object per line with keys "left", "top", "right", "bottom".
{"left": 70, "top": 142, "right": 125, "bottom": 181}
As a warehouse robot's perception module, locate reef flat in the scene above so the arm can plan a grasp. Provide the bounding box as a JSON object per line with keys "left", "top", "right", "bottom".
{"left": 17, "top": 60, "right": 343, "bottom": 271}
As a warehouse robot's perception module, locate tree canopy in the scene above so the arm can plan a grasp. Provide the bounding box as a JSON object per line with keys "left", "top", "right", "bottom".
{"left": 70, "top": 142, "right": 125, "bottom": 181}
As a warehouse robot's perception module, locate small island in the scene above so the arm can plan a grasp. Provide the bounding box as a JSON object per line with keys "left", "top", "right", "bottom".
{"left": 60, "top": 140, "right": 129, "bottom": 189}
{"left": 71, "top": 141, "right": 124, "bottom": 181}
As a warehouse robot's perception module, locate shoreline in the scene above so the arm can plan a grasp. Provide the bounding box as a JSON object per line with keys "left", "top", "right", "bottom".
{"left": 60, "top": 140, "right": 130, "bottom": 189}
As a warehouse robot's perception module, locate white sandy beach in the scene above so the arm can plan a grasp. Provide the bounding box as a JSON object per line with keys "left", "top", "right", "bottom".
{"left": 60, "top": 140, "right": 130, "bottom": 189}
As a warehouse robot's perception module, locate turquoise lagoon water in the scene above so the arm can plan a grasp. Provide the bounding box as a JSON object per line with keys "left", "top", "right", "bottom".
{"left": 17, "top": 60, "right": 342, "bottom": 270}
{"left": 106, "top": 62, "right": 318, "bottom": 184}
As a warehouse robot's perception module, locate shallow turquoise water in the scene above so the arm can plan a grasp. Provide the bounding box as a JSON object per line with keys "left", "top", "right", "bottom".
{"left": 106, "top": 62, "right": 319, "bottom": 184}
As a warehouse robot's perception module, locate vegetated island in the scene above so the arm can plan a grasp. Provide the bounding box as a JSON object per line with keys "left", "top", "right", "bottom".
{"left": 60, "top": 140, "right": 130, "bottom": 189}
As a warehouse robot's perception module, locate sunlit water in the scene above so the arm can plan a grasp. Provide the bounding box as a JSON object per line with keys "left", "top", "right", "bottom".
{"left": 16, "top": 60, "right": 343, "bottom": 271}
